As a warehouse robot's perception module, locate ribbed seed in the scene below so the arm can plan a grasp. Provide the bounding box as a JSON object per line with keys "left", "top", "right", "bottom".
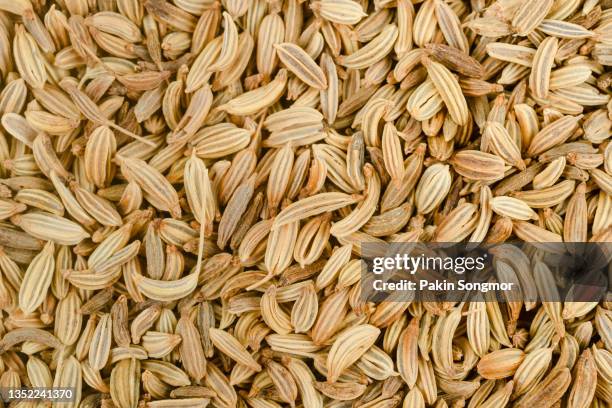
{"left": 275, "top": 43, "right": 327, "bottom": 89}
{"left": 327, "top": 324, "right": 380, "bottom": 382}
{"left": 529, "top": 36, "right": 558, "bottom": 99}
{"left": 89, "top": 313, "right": 112, "bottom": 370}
{"left": 512, "top": 0, "right": 554, "bottom": 36}
{"left": 19, "top": 241, "right": 54, "bottom": 314}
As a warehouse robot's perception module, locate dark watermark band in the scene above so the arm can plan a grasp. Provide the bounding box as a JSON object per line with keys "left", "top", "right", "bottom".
{"left": 0, "top": 387, "right": 76, "bottom": 402}
{"left": 360, "top": 242, "right": 610, "bottom": 303}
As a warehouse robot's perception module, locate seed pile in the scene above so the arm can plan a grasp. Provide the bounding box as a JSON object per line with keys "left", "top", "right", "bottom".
{"left": 0, "top": 0, "right": 609, "bottom": 406}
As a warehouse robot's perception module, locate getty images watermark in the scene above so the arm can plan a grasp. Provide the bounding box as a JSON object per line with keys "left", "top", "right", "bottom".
{"left": 360, "top": 242, "right": 610, "bottom": 303}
